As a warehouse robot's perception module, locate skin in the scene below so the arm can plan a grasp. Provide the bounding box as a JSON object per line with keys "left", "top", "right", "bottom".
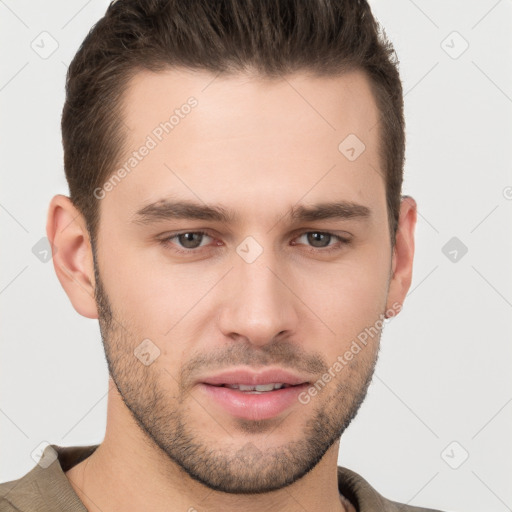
{"left": 46, "top": 67, "right": 416, "bottom": 512}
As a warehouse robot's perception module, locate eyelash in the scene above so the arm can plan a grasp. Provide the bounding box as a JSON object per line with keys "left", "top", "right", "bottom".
{"left": 158, "top": 230, "right": 351, "bottom": 256}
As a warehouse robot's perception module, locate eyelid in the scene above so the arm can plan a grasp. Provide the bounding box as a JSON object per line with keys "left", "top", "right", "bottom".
{"left": 158, "top": 229, "right": 352, "bottom": 255}
{"left": 158, "top": 230, "right": 215, "bottom": 254}
{"left": 291, "top": 231, "right": 352, "bottom": 254}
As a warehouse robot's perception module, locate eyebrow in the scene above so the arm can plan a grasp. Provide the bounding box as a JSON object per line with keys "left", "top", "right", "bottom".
{"left": 131, "top": 198, "right": 371, "bottom": 226}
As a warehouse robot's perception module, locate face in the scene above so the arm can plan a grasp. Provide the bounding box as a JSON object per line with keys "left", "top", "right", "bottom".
{"left": 91, "top": 68, "right": 397, "bottom": 493}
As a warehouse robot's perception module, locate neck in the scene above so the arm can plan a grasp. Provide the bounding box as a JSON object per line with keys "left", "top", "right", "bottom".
{"left": 65, "top": 383, "right": 352, "bottom": 512}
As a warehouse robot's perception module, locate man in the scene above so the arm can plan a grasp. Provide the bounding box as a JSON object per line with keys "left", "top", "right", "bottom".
{"left": 0, "top": 0, "right": 445, "bottom": 510}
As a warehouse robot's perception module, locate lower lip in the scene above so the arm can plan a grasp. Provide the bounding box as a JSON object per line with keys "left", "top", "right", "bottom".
{"left": 198, "top": 383, "right": 309, "bottom": 421}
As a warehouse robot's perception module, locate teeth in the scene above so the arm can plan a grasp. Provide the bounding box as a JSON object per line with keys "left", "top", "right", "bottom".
{"left": 225, "top": 383, "right": 287, "bottom": 392}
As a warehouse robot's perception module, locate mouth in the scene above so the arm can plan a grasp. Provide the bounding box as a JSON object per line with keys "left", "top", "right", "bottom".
{"left": 199, "top": 381, "right": 310, "bottom": 421}
{"left": 196, "top": 368, "right": 312, "bottom": 420}
{"left": 210, "top": 382, "right": 303, "bottom": 393}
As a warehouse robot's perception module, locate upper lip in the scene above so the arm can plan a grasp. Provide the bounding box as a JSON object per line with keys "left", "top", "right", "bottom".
{"left": 199, "top": 368, "right": 310, "bottom": 387}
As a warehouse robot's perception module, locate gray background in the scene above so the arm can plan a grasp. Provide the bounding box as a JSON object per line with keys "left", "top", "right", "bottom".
{"left": 1, "top": 1, "right": 511, "bottom": 511}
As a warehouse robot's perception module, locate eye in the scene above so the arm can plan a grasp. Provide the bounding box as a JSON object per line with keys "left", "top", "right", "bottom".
{"left": 158, "top": 230, "right": 351, "bottom": 256}
{"left": 291, "top": 231, "right": 351, "bottom": 253}
{"left": 159, "top": 230, "right": 216, "bottom": 254}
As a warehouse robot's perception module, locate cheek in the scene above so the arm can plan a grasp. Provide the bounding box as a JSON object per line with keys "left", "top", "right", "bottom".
{"left": 98, "top": 244, "right": 226, "bottom": 365}
{"left": 297, "top": 247, "right": 391, "bottom": 344}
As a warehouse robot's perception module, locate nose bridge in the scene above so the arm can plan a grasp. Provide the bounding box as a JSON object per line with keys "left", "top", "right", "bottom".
{"left": 217, "top": 242, "right": 298, "bottom": 345}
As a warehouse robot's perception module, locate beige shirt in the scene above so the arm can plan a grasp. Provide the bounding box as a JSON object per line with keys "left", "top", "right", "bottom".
{"left": 0, "top": 444, "right": 444, "bottom": 512}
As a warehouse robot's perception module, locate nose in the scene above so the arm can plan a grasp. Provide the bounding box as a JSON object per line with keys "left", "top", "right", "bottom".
{"left": 216, "top": 252, "right": 299, "bottom": 347}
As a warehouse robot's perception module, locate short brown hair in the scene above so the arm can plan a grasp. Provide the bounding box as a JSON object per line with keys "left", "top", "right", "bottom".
{"left": 62, "top": 0, "right": 404, "bottom": 247}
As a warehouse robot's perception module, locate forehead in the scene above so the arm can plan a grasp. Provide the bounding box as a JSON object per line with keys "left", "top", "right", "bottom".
{"left": 105, "top": 67, "right": 384, "bottom": 227}
{"left": 121, "top": 67, "right": 379, "bottom": 148}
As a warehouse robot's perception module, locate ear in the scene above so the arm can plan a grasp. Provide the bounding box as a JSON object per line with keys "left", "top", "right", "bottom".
{"left": 46, "top": 194, "right": 99, "bottom": 319}
{"left": 386, "top": 196, "right": 417, "bottom": 315}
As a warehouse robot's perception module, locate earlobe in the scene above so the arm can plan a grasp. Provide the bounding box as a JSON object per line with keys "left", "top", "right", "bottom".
{"left": 46, "top": 194, "right": 99, "bottom": 319}
{"left": 386, "top": 195, "right": 417, "bottom": 313}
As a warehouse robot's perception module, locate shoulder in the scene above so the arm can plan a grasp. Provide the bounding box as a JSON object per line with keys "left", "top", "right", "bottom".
{"left": 337, "top": 466, "right": 447, "bottom": 512}
{"left": 0, "top": 443, "right": 99, "bottom": 512}
{"left": 0, "top": 468, "right": 44, "bottom": 512}
{"left": 0, "top": 496, "right": 22, "bottom": 511}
